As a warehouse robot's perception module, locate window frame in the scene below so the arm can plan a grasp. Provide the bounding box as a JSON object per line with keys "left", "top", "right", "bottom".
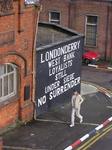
{"left": 49, "top": 11, "right": 61, "bottom": 24}
{"left": 85, "top": 15, "right": 98, "bottom": 47}
{"left": 0, "top": 63, "right": 17, "bottom": 102}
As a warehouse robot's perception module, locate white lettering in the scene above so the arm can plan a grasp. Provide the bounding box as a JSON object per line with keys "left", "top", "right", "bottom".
{"left": 48, "top": 57, "right": 61, "bottom": 68}
{"left": 63, "top": 73, "right": 75, "bottom": 84}
{"left": 38, "top": 95, "right": 46, "bottom": 107}
{"left": 45, "top": 81, "right": 60, "bottom": 94}
{"left": 40, "top": 40, "right": 80, "bottom": 63}
{"left": 48, "top": 61, "right": 72, "bottom": 77}
{"left": 55, "top": 70, "right": 67, "bottom": 81}
{"left": 63, "top": 52, "right": 75, "bottom": 62}
{"left": 49, "top": 77, "right": 80, "bottom": 100}
{"left": 40, "top": 54, "right": 45, "bottom": 63}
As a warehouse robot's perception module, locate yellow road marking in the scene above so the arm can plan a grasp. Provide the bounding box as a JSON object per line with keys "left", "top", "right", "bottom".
{"left": 77, "top": 124, "right": 112, "bottom": 150}
{"left": 82, "top": 126, "right": 112, "bottom": 150}
{"left": 77, "top": 133, "right": 100, "bottom": 150}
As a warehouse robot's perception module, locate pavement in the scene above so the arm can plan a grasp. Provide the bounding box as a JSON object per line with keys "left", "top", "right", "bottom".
{"left": 88, "top": 61, "right": 112, "bottom": 71}
{"left": 2, "top": 82, "right": 112, "bottom": 150}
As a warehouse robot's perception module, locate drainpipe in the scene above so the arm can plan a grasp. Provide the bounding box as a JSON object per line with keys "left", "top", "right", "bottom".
{"left": 105, "top": 5, "right": 109, "bottom": 60}
{"left": 32, "top": 4, "right": 41, "bottom": 120}
{"left": 68, "top": 1, "right": 71, "bottom": 28}
{"left": 18, "top": 0, "right": 23, "bottom": 33}
{"left": 68, "top": 0, "right": 75, "bottom": 29}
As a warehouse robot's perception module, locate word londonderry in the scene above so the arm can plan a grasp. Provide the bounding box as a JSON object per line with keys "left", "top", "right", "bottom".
{"left": 40, "top": 40, "right": 80, "bottom": 63}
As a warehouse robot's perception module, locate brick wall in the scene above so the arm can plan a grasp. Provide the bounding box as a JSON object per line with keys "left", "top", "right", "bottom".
{"left": 40, "top": 0, "right": 70, "bottom": 27}
{"left": 40, "top": 0, "right": 112, "bottom": 59}
{"left": 0, "top": 0, "right": 40, "bottom": 131}
{"left": 71, "top": 0, "right": 111, "bottom": 59}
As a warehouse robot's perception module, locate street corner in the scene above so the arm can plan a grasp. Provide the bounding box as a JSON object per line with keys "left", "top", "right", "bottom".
{"left": 80, "top": 82, "right": 112, "bottom": 124}
{"left": 81, "top": 81, "right": 112, "bottom": 98}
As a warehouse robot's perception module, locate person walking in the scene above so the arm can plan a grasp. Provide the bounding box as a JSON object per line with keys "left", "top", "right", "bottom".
{"left": 70, "top": 91, "right": 84, "bottom": 127}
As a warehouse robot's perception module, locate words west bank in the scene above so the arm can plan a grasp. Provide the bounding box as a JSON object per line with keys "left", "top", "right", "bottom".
{"left": 38, "top": 40, "right": 81, "bottom": 107}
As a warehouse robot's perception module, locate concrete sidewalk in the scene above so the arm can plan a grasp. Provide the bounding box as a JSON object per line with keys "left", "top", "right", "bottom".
{"left": 2, "top": 83, "right": 112, "bottom": 150}
{"left": 81, "top": 82, "right": 98, "bottom": 95}
{"left": 88, "top": 61, "right": 112, "bottom": 71}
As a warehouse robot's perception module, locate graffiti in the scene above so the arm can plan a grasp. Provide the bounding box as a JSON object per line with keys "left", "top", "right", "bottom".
{"left": 36, "top": 38, "right": 84, "bottom": 114}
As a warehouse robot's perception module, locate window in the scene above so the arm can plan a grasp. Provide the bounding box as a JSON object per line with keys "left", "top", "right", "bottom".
{"left": 49, "top": 11, "right": 60, "bottom": 24}
{"left": 85, "top": 16, "right": 98, "bottom": 46}
{"left": 0, "top": 63, "right": 17, "bottom": 102}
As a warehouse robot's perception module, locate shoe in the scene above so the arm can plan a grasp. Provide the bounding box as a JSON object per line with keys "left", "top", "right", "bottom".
{"left": 80, "top": 117, "right": 83, "bottom": 123}
{"left": 70, "top": 124, "right": 74, "bottom": 127}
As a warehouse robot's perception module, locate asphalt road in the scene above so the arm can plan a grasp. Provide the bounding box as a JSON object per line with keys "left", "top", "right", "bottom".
{"left": 82, "top": 66, "right": 112, "bottom": 91}
{"left": 2, "top": 66, "right": 112, "bottom": 150}
{"left": 80, "top": 66, "right": 112, "bottom": 150}
{"left": 3, "top": 94, "right": 112, "bottom": 150}
{"left": 89, "top": 127, "right": 112, "bottom": 150}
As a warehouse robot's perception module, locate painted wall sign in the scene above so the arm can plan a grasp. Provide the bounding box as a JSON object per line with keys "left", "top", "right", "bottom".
{"left": 36, "top": 37, "right": 84, "bottom": 114}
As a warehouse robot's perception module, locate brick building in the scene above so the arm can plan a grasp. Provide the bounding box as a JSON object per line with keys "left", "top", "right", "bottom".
{"left": 0, "top": 0, "right": 40, "bottom": 132}
{"left": 39, "top": 0, "right": 112, "bottom": 60}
